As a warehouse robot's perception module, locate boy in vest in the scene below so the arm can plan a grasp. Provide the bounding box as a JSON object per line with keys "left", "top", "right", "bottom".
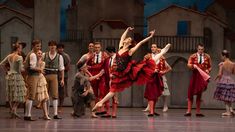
{"left": 24, "top": 39, "right": 42, "bottom": 121}
{"left": 43, "top": 41, "right": 64, "bottom": 119}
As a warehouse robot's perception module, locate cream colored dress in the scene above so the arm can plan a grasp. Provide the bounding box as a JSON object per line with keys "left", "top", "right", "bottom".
{"left": 35, "top": 61, "right": 49, "bottom": 102}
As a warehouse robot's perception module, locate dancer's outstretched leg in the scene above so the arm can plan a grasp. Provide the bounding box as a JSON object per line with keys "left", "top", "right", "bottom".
{"left": 92, "top": 92, "right": 115, "bottom": 111}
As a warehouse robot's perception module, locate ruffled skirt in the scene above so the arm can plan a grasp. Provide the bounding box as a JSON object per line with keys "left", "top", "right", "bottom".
{"left": 214, "top": 83, "right": 235, "bottom": 102}
{"left": 110, "top": 59, "right": 156, "bottom": 92}
{"left": 6, "top": 73, "right": 27, "bottom": 103}
{"left": 35, "top": 74, "right": 49, "bottom": 102}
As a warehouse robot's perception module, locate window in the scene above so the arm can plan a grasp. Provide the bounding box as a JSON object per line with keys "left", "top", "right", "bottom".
{"left": 177, "top": 21, "right": 191, "bottom": 36}
{"left": 99, "top": 25, "right": 103, "bottom": 32}
{"left": 204, "top": 28, "right": 212, "bottom": 48}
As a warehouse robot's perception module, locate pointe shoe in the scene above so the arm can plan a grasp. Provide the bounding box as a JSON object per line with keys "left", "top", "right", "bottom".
{"left": 92, "top": 102, "right": 103, "bottom": 112}
{"left": 163, "top": 106, "right": 168, "bottom": 112}
{"left": 43, "top": 116, "right": 51, "bottom": 120}
{"left": 91, "top": 113, "right": 98, "bottom": 118}
{"left": 142, "top": 108, "right": 149, "bottom": 112}
{"left": 222, "top": 112, "right": 232, "bottom": 116}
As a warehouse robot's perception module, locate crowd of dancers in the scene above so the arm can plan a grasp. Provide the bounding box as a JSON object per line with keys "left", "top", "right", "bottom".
{"left": 0, "top": 27, "right": 235, "bottom": 121}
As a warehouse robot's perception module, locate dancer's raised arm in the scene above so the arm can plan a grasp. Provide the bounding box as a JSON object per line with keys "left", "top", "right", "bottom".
{"left": 119, "top": 27, "right": 134, "bottom": 49}
{"left": 129, "top": 30, "right": 155, "bottom": 56}
{"left": 152, "top": 44, "right": 171, "bottom": 62}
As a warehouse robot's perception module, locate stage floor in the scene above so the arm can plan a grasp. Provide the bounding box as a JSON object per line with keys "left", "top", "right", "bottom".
{"left": 0, "top": 107, "right": 234, "bottom": 132}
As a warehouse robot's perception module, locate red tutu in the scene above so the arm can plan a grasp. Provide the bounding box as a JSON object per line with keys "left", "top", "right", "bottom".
{"left": 144, "top": 73, "right": 164, "bottom": 101}
{"left": 188, "top": 70, "right": 208, "bottom": 99}
{"left": 110, "top": 58, "right": 156, "bottom": 92}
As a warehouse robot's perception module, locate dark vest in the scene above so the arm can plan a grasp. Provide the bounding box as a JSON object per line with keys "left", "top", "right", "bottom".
{"left": 44, "top": 52, "right": 60, "bottom": 74}
{"left": 25, "top": 51, "right": 39, "bottom": 76}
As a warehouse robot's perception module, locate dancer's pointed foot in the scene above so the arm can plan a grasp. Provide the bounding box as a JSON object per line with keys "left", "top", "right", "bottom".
{"left": 92, "top": 102, "right": 103, "bottom": 112}
{"left": 91, "top": 112, "right": 98, "bottom": 118}
{"left": 142, "top": 108, "right": 149, "bottom": 112}
{"left": 163, "top": 106, "right": 168, "bottom": 112}
{"left": 43, "top": 116, "right": 51, "bottom": 120}
{"left": 222, "top": 112, "right": 232, "bottom": 116}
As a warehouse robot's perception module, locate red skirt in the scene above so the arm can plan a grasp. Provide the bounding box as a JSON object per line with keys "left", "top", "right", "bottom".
{"left": 188, "top": 70, "right": 208, "bottom": 99}
{"left": 110, "top": 59, "right": 156, "bottom": 92}
{"left": 144, "top": 73, "right": 164, "bottom": 101}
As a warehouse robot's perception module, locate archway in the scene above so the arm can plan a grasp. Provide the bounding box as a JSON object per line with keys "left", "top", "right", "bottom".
{"left": 167, "top": 56, "right": 191, "bottom": 107}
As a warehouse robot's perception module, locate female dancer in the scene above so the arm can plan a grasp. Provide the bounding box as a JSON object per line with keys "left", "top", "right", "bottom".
{"left": 143, "top": 45, "right": 172, "bottom": 116}
{"left": 0, "top": 43, "right": 27, "bottom": 118}
{"left": 92, "top": 27, "right": 171, "bottom": 112}
{"left": 32, "top": 50, "right": 51, "bottom": 120}
{"left": 214, "top": 50, "right": 235, "bottom": 116}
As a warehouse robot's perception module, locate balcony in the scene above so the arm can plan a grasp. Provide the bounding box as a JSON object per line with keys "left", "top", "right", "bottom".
{"left": 149, "top": 36, "right": 208, "bottom": 53}
{"left": 63, "top": 29, "right": 84, "bottom": 42}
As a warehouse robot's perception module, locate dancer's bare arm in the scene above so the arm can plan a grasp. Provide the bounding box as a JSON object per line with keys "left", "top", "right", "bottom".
{"left": 119, "top": 27, "right": 134, "bottom": 49}
{"left": 88, "top": 69, "right": 104, "bottom": 81}
{"left": 232, "top": 63, "right": 235, "bottom": 75}
{"left": 0, "top": 55, "right": 9, "bottom": 65}
{"left": 152, "top": 44, "right": 171, "bottom": 62}
{"left": 215, "top": 63, "right": 223, "bottom": 80}
{"left": 129, "top": 30, "right": 155, "bottom": 56}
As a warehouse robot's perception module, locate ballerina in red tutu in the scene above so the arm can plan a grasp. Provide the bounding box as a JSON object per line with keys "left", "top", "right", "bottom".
{"left": 92, "top": 27, "right": 171, "bottom": 112}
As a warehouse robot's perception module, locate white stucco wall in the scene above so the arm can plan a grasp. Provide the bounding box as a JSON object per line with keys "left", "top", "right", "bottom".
{"left": 0, "top": 19, "right": 32, "bottom": 60}
{"left": 148, "top": 7, "right": 205, "bottom": 36}
{"left": 92, "top": 23, "right": 125, "bottom": 38}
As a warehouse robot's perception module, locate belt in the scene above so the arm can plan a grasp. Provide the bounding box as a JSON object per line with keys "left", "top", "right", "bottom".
{"left": 44, "top": 70, "right": 58, "bottom": 74}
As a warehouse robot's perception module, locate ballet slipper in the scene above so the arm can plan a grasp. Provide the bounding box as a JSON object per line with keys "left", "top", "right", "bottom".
{"left": 43, "top": 116, "right": 51, "bottom": 120}
{"left": 91, "top": 112, "right": 98, "bottom": 118}
{"left": 142, "top": 106, "right": 150, "bottom": 112}
{"left": 222, "top": 112, "right": 232, "bottom": 116}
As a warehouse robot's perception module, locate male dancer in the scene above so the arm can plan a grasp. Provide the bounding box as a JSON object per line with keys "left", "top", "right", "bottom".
{"left": 102, "top": 46, "right": 118, "bottom": 118}
{"left": 184, "top": 43, "right": 212, "bottom": 117}
{"left": 24, "top": 39, "right": 42, "bottom": 121}
{"left": 43, "top": 41, "right": 64, "bottom": 119}
{"left": 86, "top": 42, "right": 108, "bottom": 114}
{"left": 57, "top": 44, "right": 71, "bottom": 113}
